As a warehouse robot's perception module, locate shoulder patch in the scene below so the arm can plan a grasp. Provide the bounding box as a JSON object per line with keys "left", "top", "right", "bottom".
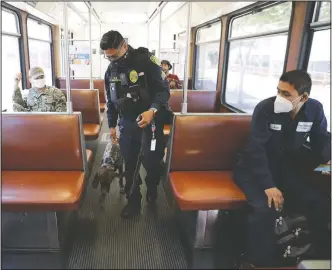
{"left": 150, "top": 55, "right": 161, "bottom": 66}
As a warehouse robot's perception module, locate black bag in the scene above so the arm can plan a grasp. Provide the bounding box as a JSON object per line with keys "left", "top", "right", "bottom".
{"left": 275, "top": 214, "right": 313, "bottom": 266}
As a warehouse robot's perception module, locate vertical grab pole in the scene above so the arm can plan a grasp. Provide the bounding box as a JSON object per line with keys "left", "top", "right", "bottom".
{"left": 63, "top": 2, "right": 72, "bottom": 113}
{"left": 147, "top": 22, "right": 150, "bottom": 50}
{"left": 182, "top": 2, "right": 192, "bottom": 114}
{"left": 89, "top": 4, "right": 93, "bottom": 89}
{"left": 158, "top": 6, "right": 162, "bottom": 59}
{"left": 99, "top": 22, "right": 102, "bottom": 78}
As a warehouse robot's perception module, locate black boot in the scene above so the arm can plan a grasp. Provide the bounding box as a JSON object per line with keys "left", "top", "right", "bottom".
{"left": 146, "top": 184, "right": 157, "bottom": 204}
{"left": 121, "top": 193, "right": 142, "bottom": 219}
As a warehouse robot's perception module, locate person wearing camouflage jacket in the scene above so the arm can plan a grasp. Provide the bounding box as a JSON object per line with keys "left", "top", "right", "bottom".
{"left": 13, "top": 67, "right": 67, "bottom": 112}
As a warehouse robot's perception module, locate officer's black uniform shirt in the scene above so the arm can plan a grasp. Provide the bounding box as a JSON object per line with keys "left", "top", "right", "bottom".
{"left": 236, "top": 96, "right": 331, "bottom": 190}
{"left": 104, "top": 46, "right": 170, "bottom": 128}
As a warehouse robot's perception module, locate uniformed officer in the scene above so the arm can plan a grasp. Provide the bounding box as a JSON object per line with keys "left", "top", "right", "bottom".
{"left": 100, "top": 30, "right": 170, "bottom": 218}
{"left": 234, "top": 70, "right": 331, "bottom": 268}
{"left": 12, "top": 67, "right": 67, "bottom": 112}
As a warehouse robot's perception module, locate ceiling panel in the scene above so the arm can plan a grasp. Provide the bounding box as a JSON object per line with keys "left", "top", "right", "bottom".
{"left": 100, "top": 12, "right": 148, "bottom": 24}
{"left": 91, "top": 2, "right": 150, "bottom": 14}
{"left": 91, "top": 2, "right": 151, "bottom": 23}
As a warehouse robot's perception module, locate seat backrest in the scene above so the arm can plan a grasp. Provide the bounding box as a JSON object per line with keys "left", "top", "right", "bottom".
{"left": 2, "top": 113, "right": 85, "bottom": 171}
{"left": 58, "top": 78, "right": 90, "bottom": 89}
{"left": 61, "top": 89, "right": 100, "bottom": 124}
{"left": 169, "top": 114, "right": 252, "bottom": 171}
{"left": 93, "top": 79, "right": 106, "bottom": 103}
{"left": 169, "top": 90, "right": 217, "bottom": 113}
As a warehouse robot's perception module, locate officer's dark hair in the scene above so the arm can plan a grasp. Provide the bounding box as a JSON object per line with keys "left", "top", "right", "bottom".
{"left": 100, "top": 30, "right": 124, "bottom": 50}
{"left": 279, "top": 70, "right": 312, "bottom": 95}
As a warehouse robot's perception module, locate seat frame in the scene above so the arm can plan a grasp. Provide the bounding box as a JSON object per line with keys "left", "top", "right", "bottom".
{"left": 2, "top": 112, "right": 89, "bottom": 269}
{"left": 163, "top": 113, "right": 249, "bottom": 269}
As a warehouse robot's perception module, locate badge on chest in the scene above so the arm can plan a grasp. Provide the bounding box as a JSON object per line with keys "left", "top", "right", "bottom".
{"left": 296, "top": 122, "right": 313, "bottom": 132}
{"left": 270, "top": 124, "right": 282, "bottom": 131}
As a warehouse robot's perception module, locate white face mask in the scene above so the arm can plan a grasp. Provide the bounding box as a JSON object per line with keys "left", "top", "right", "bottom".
{"left": 32, "top": 78, "right": 45, "bottom": 89}
{"left": 274, "top": 95, "right": 302, "bottom": 113}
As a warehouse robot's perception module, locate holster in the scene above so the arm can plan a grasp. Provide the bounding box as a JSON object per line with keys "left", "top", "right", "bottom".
{"left": 116, "top": 86, "right": 150, "bottom": 118}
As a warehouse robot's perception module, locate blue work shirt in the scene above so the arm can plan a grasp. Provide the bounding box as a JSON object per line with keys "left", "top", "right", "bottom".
{"left": 235, "top": 96, "right": 331, "bottom": 190}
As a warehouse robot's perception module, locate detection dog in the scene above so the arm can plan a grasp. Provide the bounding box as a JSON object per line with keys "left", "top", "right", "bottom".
{"left": 92, "top": 140, "right": 125, "bottom": 205}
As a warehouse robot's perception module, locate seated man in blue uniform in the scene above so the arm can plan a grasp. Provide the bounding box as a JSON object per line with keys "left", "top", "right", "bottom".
{"left": 100, "top": 30, "right": 170, "bottom": 219}
{"left": 234, "top": 70, "right": 331, "bottom": 268}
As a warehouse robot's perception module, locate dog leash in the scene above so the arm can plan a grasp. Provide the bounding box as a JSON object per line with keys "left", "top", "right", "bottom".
{"left": 128, "top": 114, "right": 155, "bottom": 197}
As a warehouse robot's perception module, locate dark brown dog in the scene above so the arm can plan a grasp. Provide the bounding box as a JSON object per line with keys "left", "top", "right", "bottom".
{"left": 92, "top": 140, "right": 125, "bottom": 206}
{"left": 92, "top": 164, "right": 125, "bottom": 205}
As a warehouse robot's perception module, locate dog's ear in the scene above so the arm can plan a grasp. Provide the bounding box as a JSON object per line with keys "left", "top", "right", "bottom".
{"left": 92, "top": 172, "right": 100, "bottom": 189}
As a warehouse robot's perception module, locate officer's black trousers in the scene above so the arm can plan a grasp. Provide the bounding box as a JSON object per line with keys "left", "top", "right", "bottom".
{"left": 235, "top": 167, "right": 330, "bottom": 267}
{"left": 119, "top": 116, "right": 165, "bottom": 202}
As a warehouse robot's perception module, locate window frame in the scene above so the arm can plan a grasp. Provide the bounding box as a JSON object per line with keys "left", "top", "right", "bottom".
{"left": 298, "top": 1, "right": 331, "bottom": 134}
{"left": 298, "top": 1, "right": 331, "bottom": 70}
{"left": 1, "top": 3, "right": 26, "bottom": 90}
{"left": 26, "top": 15, "right": 55, "bottom": 86}
{"left": 193, "top": 18, "right": 222, "bottom": 90}
{"left": 220, "top": 1, "right": 295, "bottom": 113}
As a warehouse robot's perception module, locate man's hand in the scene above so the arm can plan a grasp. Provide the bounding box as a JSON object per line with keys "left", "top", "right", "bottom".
{"left": 15, "top": 73, "right": 22, "bottom": 85}
{"left": 110, "top": 127, "right": 118, "bottom": 143}
{"left": 322, "top": 160, "right": 331, "bottom": 176}
{"left": 137, "top": 109, "right": 154, "bottom": 128}
{"left": 264, "top": 187, "right": 284, "bottom": 211}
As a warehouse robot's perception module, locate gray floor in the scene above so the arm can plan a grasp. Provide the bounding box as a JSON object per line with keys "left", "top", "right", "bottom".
{"left": 68, "top": 114, "right": 188, "bottom": 269}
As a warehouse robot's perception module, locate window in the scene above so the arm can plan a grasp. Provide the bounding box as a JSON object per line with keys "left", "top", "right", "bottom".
{"left": 2, "top": 9, "right": 22, "bottom": 111}
{"left": 224, "top": 2, "right": 292, "bottom": 113}
{"left": 307, "top": 2, "right": 331, "bottom": 131}
{"left": 61, "top": 40, "right": 101, "bottom": 79}
{"left": 317, "top": 1, "right": 330, "bottom": 22}
{"left": 27, "top": 18, "right": 53, "bottom": 86}
{"left": 194, "top": 22, "right": 221, "bottom": 90}
{"left": 174, "top": 32, "right": 186, "bottom": 80}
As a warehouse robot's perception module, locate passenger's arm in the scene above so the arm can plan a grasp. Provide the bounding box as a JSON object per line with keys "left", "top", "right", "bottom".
{"left": 247, "top": 102, "right": 275, "bottom": 190}
{"left": 104, "top": 72, "right": 118, "bottom": 129}
{"left": 12, "top": 73, "right": 28, "bottom": 108}
{"left": 146, "top": 55, "right": 170, "bottom": 112}
{"left": 310, "top": 103, "right": 331, "bottom": 163}
{"left": 174, "top": 75, "right": 182, "bottom": 88}
{"left": 54, "top": 88, "right": 67, "bottom": 112}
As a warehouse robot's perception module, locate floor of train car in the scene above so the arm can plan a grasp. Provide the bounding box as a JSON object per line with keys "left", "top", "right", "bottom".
{"left": 67, "top": 115, "right": 188, "bottom": 269}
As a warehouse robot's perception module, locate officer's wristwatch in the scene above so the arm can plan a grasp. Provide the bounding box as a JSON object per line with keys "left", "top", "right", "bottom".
{"left": 150, "top": 107, "right": 157, "bottom": 116}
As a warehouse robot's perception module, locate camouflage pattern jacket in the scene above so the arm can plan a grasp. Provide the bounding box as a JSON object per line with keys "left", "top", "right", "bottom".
{"left": 12, "top": 85, "right": 67, "bottom": 112}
